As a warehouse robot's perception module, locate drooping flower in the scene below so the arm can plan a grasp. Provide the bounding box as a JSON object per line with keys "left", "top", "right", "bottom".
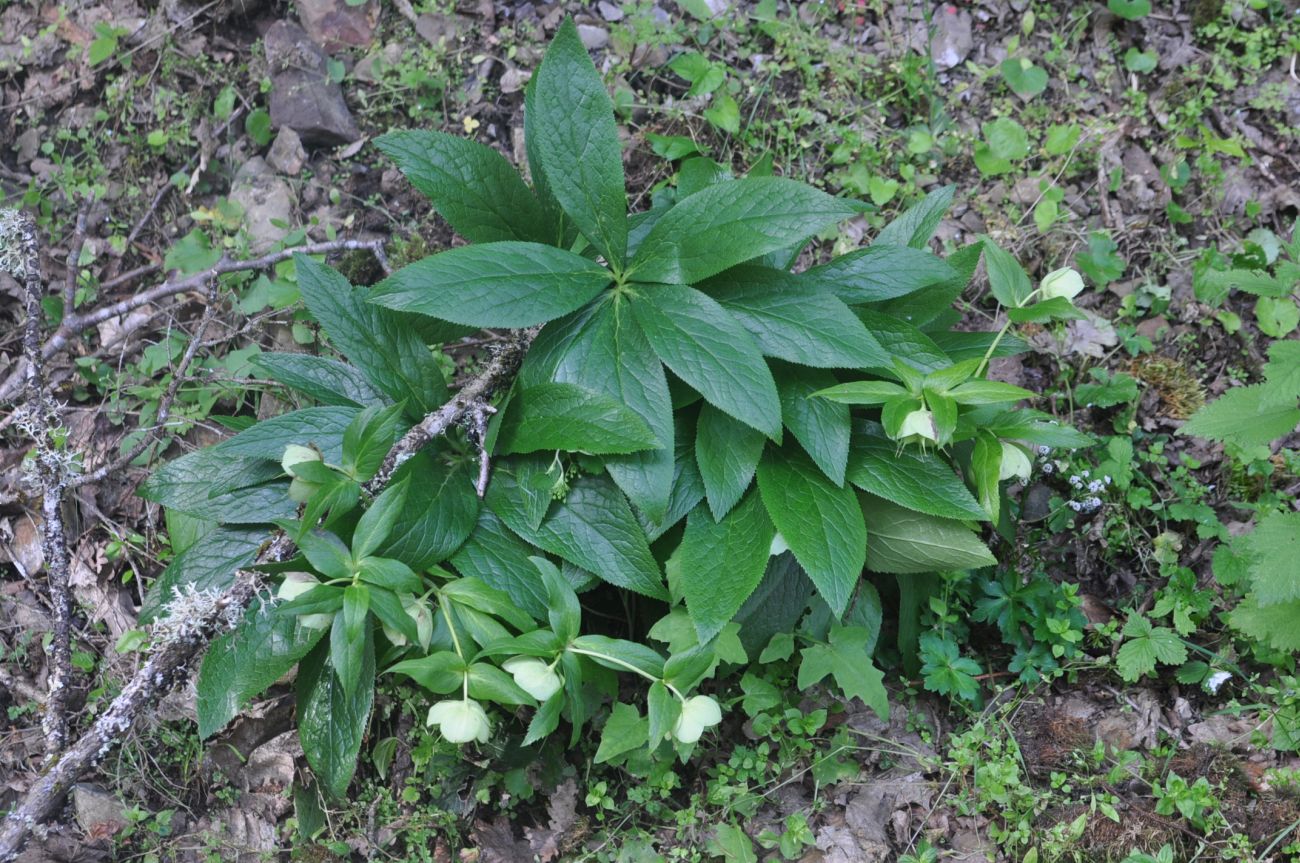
{"left": 1039, "top": 267, "right": 1084, "bottom": 301}
{"left": 382, "top": 595, "right": 434, "bottom": 650}
{"left": 281, "top": 444, "right": 324, "bottom": 503}
{"left": 671, "top": 695, "right": 722, "bottom": 744}
{"left": 427, "top": 699, "right": 491, "bottom": 744}
{"left": 276, "top": 572, "right": 333, "bottom": 629}
{"left": 999, "top": 442, "right": 1032, "bottom": 482}
{"left": 503, "top": 657, "right": 563, "bottom": 701}
{"left": 896, "top": 408, "right": 937, "bottom": 445}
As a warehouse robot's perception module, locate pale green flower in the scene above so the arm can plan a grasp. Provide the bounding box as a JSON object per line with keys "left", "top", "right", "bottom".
{"left": 276, "top": 572, "right": 333, "bottom": 629}
{"left": 1039, "top": 267, "right": 1084, "bottom": 301}
{"left": 999, "top": 442, "right": 1032, "bottom": 482}
{"left": 671, "top": 695, "right": 722, "bottom": 744}
{"left": 503, "top": 657, "right": 563, "bottom": 701}
{"left": 897, "top": 408, "right": 937, "bottom": 445}
{"left": 427, "top": 699, "right": 491, "bottom": 744}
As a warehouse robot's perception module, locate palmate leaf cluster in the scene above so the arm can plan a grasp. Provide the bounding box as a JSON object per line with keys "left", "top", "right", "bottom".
{"left": 137, "top": 19, "right": 1087, "bottom": 795}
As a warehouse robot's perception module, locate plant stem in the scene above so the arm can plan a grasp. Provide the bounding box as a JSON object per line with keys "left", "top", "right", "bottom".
{"left": 565, "top": 647, "right": 683, "bottom": 701}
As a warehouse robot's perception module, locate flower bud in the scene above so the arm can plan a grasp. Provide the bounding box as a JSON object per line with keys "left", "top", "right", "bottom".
{"left": 427, "top": 698, "right": 491, "bottom": 744}
{"left": 1039, "top": 267, "right": 1084, "bottom": 301}
{"left": 281, "top": 444, "right": 321, "bottom": 474}
{"left": 383, "top": 596, "right": 435, "bottom": 650}
{"left": 896, "top": 408, "right": 937, "bottom": 445}
{"left": 671, "top": 695, "right": 722, "bottom": 744}
{"left": 999, "top": 442, "right": 1032, "bottom": 483}
{"left": 503, "top": 657, "right": 563, "bottom": 701}
{"left": 276, "top": 572, "right": 333, "bottom": 629}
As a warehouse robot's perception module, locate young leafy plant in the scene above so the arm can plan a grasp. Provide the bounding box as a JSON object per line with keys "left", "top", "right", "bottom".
{"left": 138, "top": 17, "right": 1087, "bottom": 798}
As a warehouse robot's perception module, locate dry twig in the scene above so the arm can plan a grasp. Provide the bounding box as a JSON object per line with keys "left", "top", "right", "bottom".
{"left": 0, "top": 238, "right": 392, "bottom": 403}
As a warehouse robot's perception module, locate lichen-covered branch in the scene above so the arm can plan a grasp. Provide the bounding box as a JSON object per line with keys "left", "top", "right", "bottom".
{"left": 5, "top": 209, "right": 75, "bottom": 763}
{"left": 364, "top": 325, "right": 538, "bottom": 493}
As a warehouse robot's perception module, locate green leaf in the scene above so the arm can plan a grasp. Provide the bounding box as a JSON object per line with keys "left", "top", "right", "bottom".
{"left": 708, "top": 824, "right": 758, "bottom": 863}
{"left": 388, "top": 651, "right": 466, "bottom": 693}
{"left": 521, "top": 294, "right": 674, "bottom": 522}
{"left": 356, "top": 557, "right": 422, "bottom": 594}
{"left": 467, "top": 663, "right": 533, "bottom": 706}
{"left": 1108, "top": 0, "right": 1150, "bottom": 20}
{"left": 640, "top": 681, "right": 676, "bottom": 747}
{"left": 735, "top": 555, "right": 813, "bottom": 657}
{"left": 630, "top": 178, "right": 858, "bottom": 284}
{"left": 384, "top": 455, "right": 480, "bottom": 570}
{"left": 775, "top": 365, "right": 850, "bottom": 486}
{"left": 164, "top": 230, "right": 221, "bottom": 275}
{"left": 677, "top": 493, "right": 776, "bottom": 643}
{"left": 812, "top": 381, "right": 908, "bottom": 405}
{"left": 530, "top": 18, "right": 627, "bottom": 266}
{"left": 214, "top": 407, "right": 359, "bottom": 464}
{"left": 295, "top": 256, "right": 448, "bottom": 416}
{"left": 341, "top": 404, "right": 405, "bottom": 482}
{"left": 571, "top": 634, "right": 666, "bottom": 678}
{"left": 702, "top": 266, "right": 889, "bottom": 367}
{"left": 370, "top": 242, "right": 611, "bottom": 328}
{"left": 351, "top": 480, "right": 407, "bottom": 559}
{"left": 1256, "top": 296, "right": 1300, "bottom": 338}
{"left": 449, "top": 509, "right": 551, "bottom": 619}
{"left": 141, "top": 526, "right": 266, "bottom": 623}
{"left": 642, "top": 413, "right": 707, "bottom": 539}
{"left": 196, "top": 598, "right": 327, "bottom": 738}
{"left": 631, "top": 284, "right": 781, "bottom": 438}
{"left": 946, "top": 380, "right": 1034, "bottom": 405}
{"left": 757, "top": 446, "right": 866, "bottom": 616}
{"left": 368, "top": 588, "right": 419, "bottom": 644}
{"left": 496, "top": 382, "right": 657, "bottom": 455}
{"left": 797, "top": 625, "right": 888, "bottom": 719}
{"left": 798, "top": 245, "right": 957, "bottom": 304}
{"left": 846, "top": 424, "right": 987, "bottom": 521}
{"left": 970, "top": 431, "right": 1003, "bottom": 523}
{"left": 874, "top": 185, "right": 954, "bottom": 248}
{"left": 1229, "top": 595, "right": 1300, "bottom": 652}
{"left": 297, "top": 635, "right": 375, "bottom": 798}
{"left": 252, "top": 353, "right": 387, "bottom": 408}
{"left": 646, "top": 133, "right": 705, "bottom": 161}
{"left": 1179, "top": 385, "right": 1300, "bottom": 448}
{"left": 595, "top": 702, "right": 649, "bottom": 763}
{"left": 299, "top": 530, "right": 353, "bottom": 581}
{"left": 1001, "top": 57, "right": 1048, "bottom": 97}
{"left": 695, "top": 403, "right": 765, "bottom": 521}
{"left": 1240, "top": 511, "right": 1300, "bottom": 605}
{"left": 704, "top": 91, "right": 741, "bottom": 134}
{"left": 859, "top": 494, "right": 995, "bottom": 573}
{"left": 854, "top": 310, "right": 951, "bottom": 373}
{"left": 524, "top": 691, "right": 565, "bottom": 745}
{"left": 139, "top": 451, "right": 292, "bottom": 524}
{"left": 443, "top": 578, "right": 536, "bottom": 633}
{"left": 1117, "top": 616, "right": 1186, "bottom": 682}
{"left": 330, "top": 590, "right": 369, "bottom": 697}
{"left": 532, "top": 556, "right": 581, "bottom": 642}
{"left": 1006, "top": 297, "right": 1087, "bottom": 324}
{"left": 490, "top": 474, "right": 667, "bottom": 600}
{"left": 374, "top": 130, "right": 548, "bottom": 244}
{"left": 981, "top": 239, "right": 1033, "bottom": 308}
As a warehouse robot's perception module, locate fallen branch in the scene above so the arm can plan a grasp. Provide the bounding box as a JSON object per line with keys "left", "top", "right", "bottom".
{"left": 0, "top": 323, "right": 536, "bottom": 861}
{"left": 0, "top": 238, "right": 393, "bottom": 403}
{"left": 8, "top": 210, "right": 75, "bottom": 763}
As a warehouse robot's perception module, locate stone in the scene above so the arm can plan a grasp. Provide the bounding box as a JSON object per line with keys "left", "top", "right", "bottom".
{"left": 577, "top": 24, "right": 609, "bottom": 50}
{"left": 597, "top": 1, "right": 623, "bottom": 21}
{"left": 264, "top": 21, "right": 361, "bottom": 147}
{"left": 415, "top": 12, "right": 465, "bottom": 47}
{"left": 296, "top": 0, "right": 375, "bottom": 53}
{"left": 929, "top": 4, "right": 973, "bottom": 70}
{"left": 73, "top": 785, "right": 129, "bottom": 837}
{"left": 267, "top": 127, "right": 307, "bottom": 176}
{"left": 230, "top": 157, "right": 294, "bottom": 253}
{"left": 354, "top": 41, "right": 404, "bottom": 83}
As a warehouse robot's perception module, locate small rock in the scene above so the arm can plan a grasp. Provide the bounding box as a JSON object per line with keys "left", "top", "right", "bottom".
{"left": 296, "top": 0, "right": 375, "bottom": 53}
{"left": 354, "top": 42, "right": 404, "bottom": 83}
{"left": 499, "top": 66, "right": 530, "bottom": 94}
{"left": 73, "top": 785, "right": 129, "bottom": 838}
{"left": 577, "top": 24, "right": 609, "bottom": 50}
{"left": 264, "top": 21, "right": 361, "bottom": 147}
{"left": 597, "top": 0, "right": 623, "bottom": 21}
{"left": 415, "top": 12, "right": 465, "bottom": 47}
{"left": 230, "top": 157, "right": 294, "bottom": 253}
{"left": 929, "top": 5, "right": 973, "bottom": 70}
{"left": 267, "top": 127, "right": 307, "bottom": 176}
